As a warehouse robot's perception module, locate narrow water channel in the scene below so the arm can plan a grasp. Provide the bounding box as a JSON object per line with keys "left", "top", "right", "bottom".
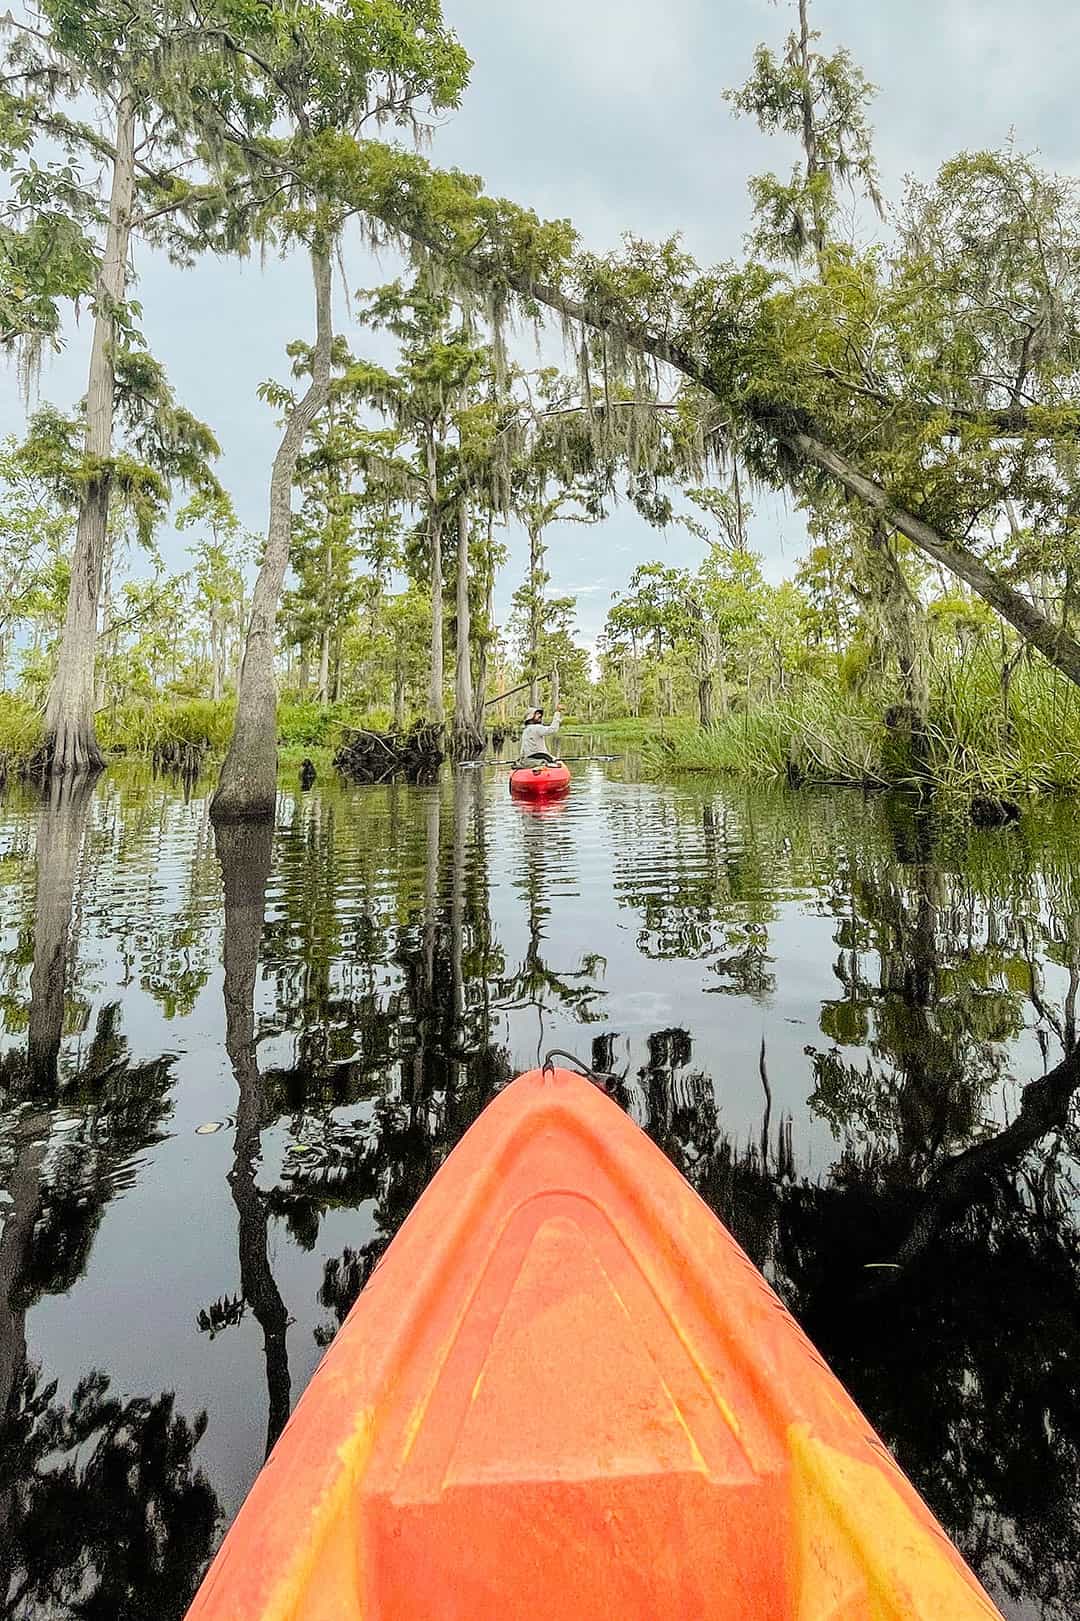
{"left": 0, "top": 760, "right": 1077, "bottom": 1618}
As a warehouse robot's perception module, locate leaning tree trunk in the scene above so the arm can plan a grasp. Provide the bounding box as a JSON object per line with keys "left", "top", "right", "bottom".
{"left": 452, "top": 499, "right": 483, "bottom": 756}
{"left": 211, "top": 246, "right": 334, "bottom": 823}
{"left": 785, "top": 428, "right": 1080, "bottom": 689}
{"left": 386, "top": 193, "right": 1080, "bottom": 694}
{"left": 426, "top": 432, "right": 446, "bottom": 727}
{"left": 41, "top": 91, "right": 136, "bottom": 776}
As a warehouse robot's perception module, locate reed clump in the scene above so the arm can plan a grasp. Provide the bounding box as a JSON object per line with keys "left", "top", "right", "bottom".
{"left": 645, "top": 650, "right": 1080, "bottom": 796}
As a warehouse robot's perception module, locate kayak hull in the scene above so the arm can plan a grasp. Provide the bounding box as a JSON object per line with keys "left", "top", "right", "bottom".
{"left": 509, "top": 761, "right": 570, "bottom": 798}
{"left": 186, "top": 1068, "right": 1003, "bottom": 1621}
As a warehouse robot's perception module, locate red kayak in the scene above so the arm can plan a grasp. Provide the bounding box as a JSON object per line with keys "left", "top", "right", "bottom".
{"left": 187, "top": 1067, "right": 1003, "bottom": 1621}
{"left": 509, "top": 761, "right": 570, "bottom": 798}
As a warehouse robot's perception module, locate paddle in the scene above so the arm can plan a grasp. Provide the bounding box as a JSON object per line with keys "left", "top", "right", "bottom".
{"left": 456, "top": 755, "right": 623, "bottom": 771}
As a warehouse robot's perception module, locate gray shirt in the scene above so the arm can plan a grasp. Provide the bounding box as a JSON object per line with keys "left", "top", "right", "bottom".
{"left": 519, "top": 714, "right": 561, "bottom": 758}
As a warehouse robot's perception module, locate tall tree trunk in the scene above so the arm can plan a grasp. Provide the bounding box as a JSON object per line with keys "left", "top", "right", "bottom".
{"left": 316, "top": 621, "right": 330, "bottom": 706}
{"left": 212, "top": 246, "right": 334, "bottom": 824}
{"left": 527, "top": 524, "right": 543, "bottom": 705}
{"left": 426, "top": 430, "right": 445, "bottom": 726}
{"left": 473, "top": 528, "right": 494, "bottom": 719}
{"left": 331, "top": 631, "right": 342, "bottom": 703}
{"left": 796, "top": 0, "right": 827, "bottom": 265}
{"left": 452, "top": 498, "right": 480, "bottom": 755}
{"left": 393, "top": 663, "right": 407, "bottom": 731}
{"left": 864, "top": 520, "right": 930, "bottom": 719}
{"left": 231, "top": 596, "right": 246, "bottom": 687}
{"left": 698, "top": 669, "right": 714, "bottom": 728}
{"left": 211, "top": 604, "right": 224, "bottom": 703}
{"left": 551, "top": 662, "right": 561, "bottom": 712}
{"left": 41, "top": 92, "right": 136, "bottom": 776}
{"left": 316, "top": 536, "right": 332, "bottom": 704}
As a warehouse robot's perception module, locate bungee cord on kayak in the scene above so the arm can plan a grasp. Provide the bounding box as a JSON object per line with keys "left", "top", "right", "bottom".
{"left": 541, "top": 1047, "right": 625, "bottom": 1094}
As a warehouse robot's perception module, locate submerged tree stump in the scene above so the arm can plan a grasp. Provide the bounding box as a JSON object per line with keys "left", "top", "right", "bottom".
{"left": 153, "top": 739, "right": 208, "bottom": 779}
{"left": 970, "top": 794, "right": 1021, "bottom": 828}
{"left": 334, "top": 723, "right": 444, "bottom": 784}
{"left": 450, "top": 719, "right": 487, "bottom": 761}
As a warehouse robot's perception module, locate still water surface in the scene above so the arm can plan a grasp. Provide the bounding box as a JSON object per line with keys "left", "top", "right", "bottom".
{"left": 1, "top": 758, "right": 1078, "bottom": 1618}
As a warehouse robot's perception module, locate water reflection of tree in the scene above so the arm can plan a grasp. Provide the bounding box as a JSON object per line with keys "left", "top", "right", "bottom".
{"left": 26, "top": 777, "right": 96, "bottom": 1087}
{"left": 502, "top": 794, "right": 605, "bottom": 1019}
{"left": 264, "top": 774, "right": 516, "bottom": 1338}
{"left": 801, "top": 1062, "right": 1080, "bottom": 1621}
{"left": 606, "top": 792, "right": 780, "bottom": 996}
{"left": 0, "top": 1365, "right": 218, "bottom": 1621}
{"left": 804, "top": 798, "right": 1078, "bottom": 1182}
{"left": 215, "top": 820, "right": 291, "bottom": 1458}
{"left": 0, "top": 785, "right": 217, "bottom": 1617}
{"left": 1, "top": 776, "right": 220, "bottom": 1054}
{"left": 2, "top": 782, "right": 178, "bottom": 1332}
{"left": 633, "top": 1013, "right": 1080, "bottom": 1621}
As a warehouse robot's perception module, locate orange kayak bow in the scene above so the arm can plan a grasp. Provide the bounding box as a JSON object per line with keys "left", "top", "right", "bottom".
{"left": 186, "top": 1067, "right": 1003, "bottom": 1621}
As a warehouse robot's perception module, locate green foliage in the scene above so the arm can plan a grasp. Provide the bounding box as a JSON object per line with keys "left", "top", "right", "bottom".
{"left": 726, "top": 0, "right": 883, "bottom": 264}
{"left": 0, "top": 690, "right": 44, "bottom": 760}
{"left": 645, "top": 648, "right": 1080, "bottom": 795}
{"left": 276, "top": 699, "right": 359, "bottom": 750}
{"left": 644, "top": 683, "right": 882, "bottom": 784}
{"left": 99, "top": 697, "right": 236, "bottom": 755}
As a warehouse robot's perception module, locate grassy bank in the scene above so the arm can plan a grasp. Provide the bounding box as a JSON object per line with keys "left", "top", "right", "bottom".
{"left": 0, "top": 696, "right": 387, "bottom": 775}
{"left": 7, "top": 654, "right": 1079, "bottom": 799}
{"left": 643, "top": 656, "right": 1080, "bottom": 796}
{"left": 559, "top": 716, "right": 662, "bottom": 745}
{"left": 0, "top": 694, "right": 44, "bottom": 781}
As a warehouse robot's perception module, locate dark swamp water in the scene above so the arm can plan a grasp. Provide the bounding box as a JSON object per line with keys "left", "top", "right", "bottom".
{"left": 1, "top": 757, "right": 1079, "bottom": 1620}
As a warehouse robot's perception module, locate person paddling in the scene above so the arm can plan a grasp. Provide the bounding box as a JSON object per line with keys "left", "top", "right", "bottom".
{"left": 518, "top": 706, "right": 562, "bottom": 764}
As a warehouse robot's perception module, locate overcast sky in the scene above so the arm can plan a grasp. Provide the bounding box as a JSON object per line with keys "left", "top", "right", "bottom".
{"left": 4, "top": 0, "right": 1079, "bottom": 645}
